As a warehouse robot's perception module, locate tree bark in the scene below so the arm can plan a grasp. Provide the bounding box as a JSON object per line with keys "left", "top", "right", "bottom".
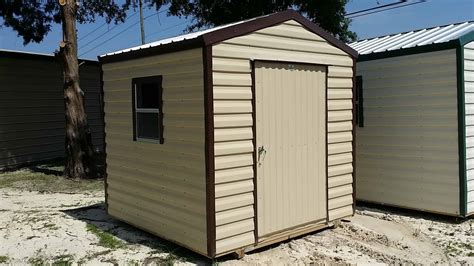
{"left": 58, "top": 0, "right": 95, "bottom": 179}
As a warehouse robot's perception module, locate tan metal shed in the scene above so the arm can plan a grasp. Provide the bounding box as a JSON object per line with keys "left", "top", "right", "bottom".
{"left": 99, "top": 10, "right": 357, "bottom": 258}
{"left": 0, "top": 49, "right": 104, "bottom": 169}
{"left": 349, "top": 22, "right": 474, "bottom": 217}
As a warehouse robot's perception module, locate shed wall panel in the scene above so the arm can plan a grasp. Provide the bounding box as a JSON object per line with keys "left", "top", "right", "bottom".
{"left": 0, "top": 56, "right": 103, "bottom": 168}
{"left": 102, "top": 48, "right": 207, "bottom": 254}
{"left": 356, "top": 49, "right": 460, "bottom": 215}
{"left": 464, "top": 41, "right": 474, "bottom": 215}
{"left": 212, "top": 20, "right": 354, "bottom": 254}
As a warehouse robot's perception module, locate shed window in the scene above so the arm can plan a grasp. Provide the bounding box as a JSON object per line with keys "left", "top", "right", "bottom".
{"left": 355, "top": 75, "right": 364, "bottom": 127}
{"left": 132, "top": 76, "right": 163, "bottom": 143}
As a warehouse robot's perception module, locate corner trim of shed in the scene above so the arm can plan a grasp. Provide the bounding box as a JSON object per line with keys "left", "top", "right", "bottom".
{"left": 457, "top": 31, "right": 474, "bottom": 217}
{"left": 351, "top": 57, "right": 357, "bottom": 215}
{"left": 457, "top": 43, "right": 467, "bottom": 217}
{"left": 203, "top": 45, "right": 217, "bottom": 257}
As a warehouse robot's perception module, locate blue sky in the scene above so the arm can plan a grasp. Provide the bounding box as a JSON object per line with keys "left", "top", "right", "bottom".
{"left": 0, "top": 0, "right": 472, "bottom": 60}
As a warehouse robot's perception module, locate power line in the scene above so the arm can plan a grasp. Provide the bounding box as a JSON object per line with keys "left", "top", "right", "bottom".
{"left": 79, "top": 22, "right": 139, "bottom": 57}
{"left": 146, "top": 21, "right": 188, "bottom": 39}
{"left": 78, "top": 22, "right": 106, "bottom": 42}
{"left": 79, "top": 10, "right": 139, "bottom": 43}
{"left": 79, "top": 9, "right": 170, "bottom": 57}
{"left": 79, "top": 7, "right": 169, "bottom": 52}
{"left": 346, "top": 0, "right": 407, "bottom": 16}
{"left": 117, "top": 20, "right": 189, "bottom": 51}
{"left": 346, "top": 0, "right": 427, "bottom": 19}
{"left": 79, "top": 11, "right": 139, "bottom": 50}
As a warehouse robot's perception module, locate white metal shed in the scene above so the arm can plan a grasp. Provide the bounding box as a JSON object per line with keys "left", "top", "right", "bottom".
{"left": 349, "top": 21, "right": 474, "bottom": 217}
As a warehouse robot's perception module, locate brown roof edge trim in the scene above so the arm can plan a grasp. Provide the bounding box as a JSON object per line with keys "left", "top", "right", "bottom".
{"left": 203, "top": 45, "right": 216, "bottom": 258}
{"left": 202, "top": 9, "right": 358, "bottom": 58}
{"left": 99, "top": 37, "right": 204, "bottom": 64}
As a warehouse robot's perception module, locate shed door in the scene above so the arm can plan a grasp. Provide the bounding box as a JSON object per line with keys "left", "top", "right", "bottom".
{"left": 255, "top": 61, "right": 327, "bottom": 237}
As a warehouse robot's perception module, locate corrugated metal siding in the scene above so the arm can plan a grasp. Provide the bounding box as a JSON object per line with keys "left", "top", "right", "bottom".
{"left": 102, "top": 48, "right": 207, "bottom": 254}
{"left": 465, "top": 41, "right": 474, "bottom": 215}
{"left": 212, "top": 20, "right": 354, "bottom": 255}
{"left": 255, "top": 62, "right": 327, "bottom": 237}
{"left": 0, "top": 56, "right": 103, "bottom": 168}
{"left": 356, "top": 49, "right": 460, "bottom": 215}
{"left": 349, "top": 21, "right": 473, "bottom": 55}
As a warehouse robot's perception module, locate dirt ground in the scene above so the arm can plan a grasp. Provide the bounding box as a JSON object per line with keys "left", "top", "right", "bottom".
{"left": 0, "top": 165, "right": 473, "bottom": 265}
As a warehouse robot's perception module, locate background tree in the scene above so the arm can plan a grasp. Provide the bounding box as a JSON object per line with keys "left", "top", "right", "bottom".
{"left": 0, "top": 0, "right": 166, "bottom": 178}
{"left": 0, "top": 0, "right": 354, "bottom": 179}
{"left": 167, "top": 0, "right": 357, "bottom": 43}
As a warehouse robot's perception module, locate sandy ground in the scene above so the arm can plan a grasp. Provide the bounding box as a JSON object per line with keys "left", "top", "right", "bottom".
{"left": 0, "top": 187, "right": 472, "bottom": 265}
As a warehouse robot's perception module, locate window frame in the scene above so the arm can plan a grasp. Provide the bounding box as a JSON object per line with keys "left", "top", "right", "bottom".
{"left": 131, "top": 75, "right": 164, "bottom": 144}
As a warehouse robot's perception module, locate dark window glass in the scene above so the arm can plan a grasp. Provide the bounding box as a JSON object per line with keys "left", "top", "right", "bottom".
{"left": 137, "top": 82, "right": 159, "bottom": 108}
{"left": 132, "top": 76, "right": 163, "bottom": 143}
{"left": 137, "top": 113, "right": 160, "bottom": 139}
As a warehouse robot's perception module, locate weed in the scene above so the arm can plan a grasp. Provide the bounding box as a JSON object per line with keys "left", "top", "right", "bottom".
{"left": 412, "top": 227, "right": 421, "bottom": 237}
{"left": 86, "top": 224, "right": 124, "bottom": 249}
{"left": 42, "top": 223, "right": 60, "bottom": 230}
{"left": 460, "top": 242, "right": 473, "bottom": 250}
{"left": 0, "top": 256, "right": 9, "bottom": 263}
{"left": 79, "top": 250, "right": 112, "bottom": 264}
{"left": 127, "top": 260, "right": 140, "bottom": 266}
{"left": 52, "top": 254, "right": 73, "bottom": 266}
{"left": 143, "top": 254, "right": 177, "bottom": 266}
{"left": 468, "top": 252, "right": 474, "bottom": 257}
{"left": 28, "top": 256, "right": 46, "bottom": 266}
{"left": 101, "top": 257, "right": 119, "bottom": 265}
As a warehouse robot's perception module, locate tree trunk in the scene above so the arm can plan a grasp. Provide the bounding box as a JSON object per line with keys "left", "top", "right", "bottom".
{"left": 58, "top": 0, "right": 95, "bottom": 179}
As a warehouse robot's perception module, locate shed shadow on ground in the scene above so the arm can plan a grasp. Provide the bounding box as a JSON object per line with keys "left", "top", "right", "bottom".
{"left": 356, "top": 203, "right": 471, "bottom": 224}
{"left": 63, "top": 202, "right": 215, "bottom": 265}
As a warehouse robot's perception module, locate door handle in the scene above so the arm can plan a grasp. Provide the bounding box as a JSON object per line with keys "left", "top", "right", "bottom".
{"left": 258, "top": 146, "right": 266, "bottom": 166}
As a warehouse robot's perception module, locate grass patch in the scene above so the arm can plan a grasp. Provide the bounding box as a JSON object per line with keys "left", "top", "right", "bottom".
{"left": 28, "top": 256, "right": 46, "bottom": 266}
{"left": 79, "top": 250, "right": 112, "bottom": 264}
{"left": 0, "top": 163, "right": 103, "bottom": 193}
{"left": 86, "top": 224, "right": 124, "bottom": 249}
{"left": 52, "top": 254, "right": 74, "bottom": 266}
{"left": 0, "top": 256, "right": 9, "bottom": 263}
{"left": 42, "top": 223, "right": 60, "bottom": 230}
{"left": 143, "top": 254, "right": 178, "bottom": 266}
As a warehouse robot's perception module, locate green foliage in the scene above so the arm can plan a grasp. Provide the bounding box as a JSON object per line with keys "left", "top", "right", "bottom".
{"left": 86, "top": 224, "right": 125, "bottom": 249}
{"left": 52, "top": 254, "right": 74, "bottom": 266}
{"left": 168, "top": 0, "right": 357, "bottom": 42}
{"left": 1, "top": 0, "right": 356, "bottom": 46}
{"left": 0, "top": 0, "right": 166, "bottom": 45}
{"left": 0, "top": 256, "right": 9, "bottom": 263}
{"left": 28, "top": 256, "right": 46, "bottom": 266}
